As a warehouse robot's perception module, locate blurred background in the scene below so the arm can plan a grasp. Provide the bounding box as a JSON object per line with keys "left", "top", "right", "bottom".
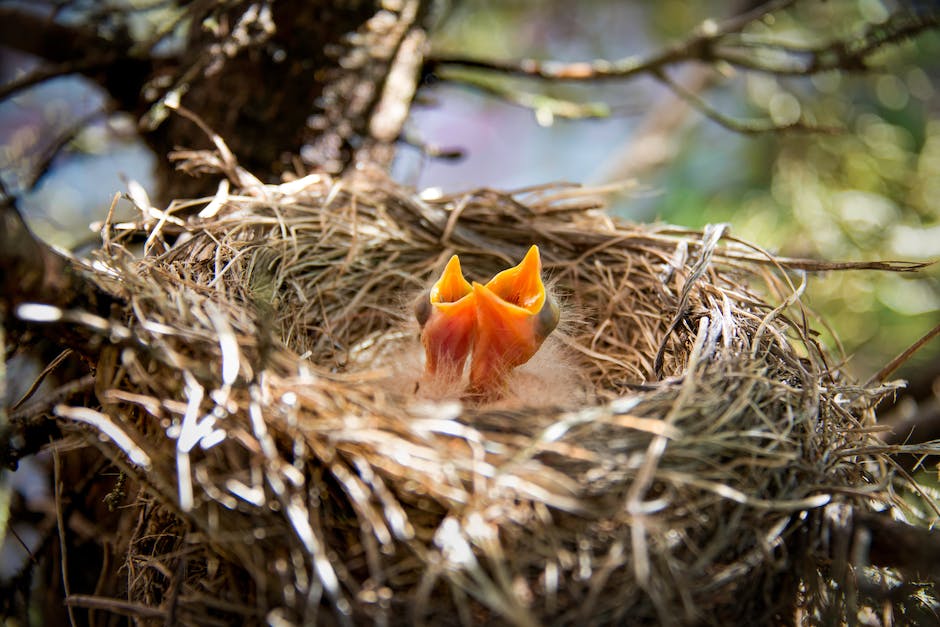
{"left": 1, "top": 0, "right": 938, "bottom": 386}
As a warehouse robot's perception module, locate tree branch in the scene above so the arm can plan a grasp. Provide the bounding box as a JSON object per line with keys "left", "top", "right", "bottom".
{"left": 0, "top": 6, "right": 154, "bottom": 111}
{"left": 819, "top": 502, "right": 940, "bottom": 620}
{"left": 427, "top": 0, "right": 798, "bottom": 83}
{"left": 0, "top": 6, "right": 110, "bottom": 64}
{"left": 653, "top": 68, "right": 838, "bottom": 135}
{"left": 0, "top": 59, "right": 109, "bottom": 103}
{"left": 0, "top": 191, "right": 117, "bottom": 335}
{"left": 429, "top": 4, "right": 939, "bottom": 83}
{"left": 425, "top": 2, "right": 940, "bottom": 134}
{"left": 855, "top": 510, "right": 940, "bottom": 580}
{"left": 20, "top": 109, "right": 108, "bottom": 191}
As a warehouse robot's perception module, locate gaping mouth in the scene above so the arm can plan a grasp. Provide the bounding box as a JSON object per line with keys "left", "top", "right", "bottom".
{"left": 417, "top": 246, "right": 559, "bottom": 399}
{"left": 416, "top": 254, "right": 476, "bottom": 379}
{"left": 468, "top": 246, "right": 559, "bottom": 397}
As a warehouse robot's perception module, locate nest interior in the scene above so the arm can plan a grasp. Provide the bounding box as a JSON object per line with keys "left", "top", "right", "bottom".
{"left": 28, "top": 160, "right": 935, "bottom": 626}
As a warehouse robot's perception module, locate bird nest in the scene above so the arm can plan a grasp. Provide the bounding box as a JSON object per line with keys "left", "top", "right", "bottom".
{"left": 33, "top": 155, "right": 934, "bottom": 625}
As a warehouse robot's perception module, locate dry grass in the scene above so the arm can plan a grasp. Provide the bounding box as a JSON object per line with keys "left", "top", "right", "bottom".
{"left": 38, "top": 153, "right": 937, "bottom": 626}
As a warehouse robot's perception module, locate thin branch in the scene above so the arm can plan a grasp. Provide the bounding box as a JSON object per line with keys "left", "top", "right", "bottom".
{"left": 53, "top": 450, "right": 79, "bottom": 627}
{"left": 716, "top": 10, "right": 940, "bottom": 76}
{"left": 400, "top": 129, "right": 465, "bottom": 161}
{"left": 0, "top": 6, "right": 153, "bottom": 110}
{"left": 9, "top": 375, "right": 96, "bottom": 426}
{"left": 64, "top": 595, "right": 166, "bottom": 619}
{"left": 714, "top": 11, "right": 940, "bottom": 76}
{"left": 0, "top": 198, "right": 119, "bottom": 361}
{"left": 0, "top": 7, "right": 107, "bottom": 64}
{"left": 0, "top": 59, "right": 112, "bottom": 102}
{"left": 445, "top": 76, "right": 611, "bottom": 120}
{"left": 867, "top": 321, "right": 940, "bottom": 387}
{"left": 427, "top": 0, "right": 798, "bottom": 83}
{"left": 822, "top": 504, "right": 940, "bottom": 597}
{"left": 20, "top": 109, "right": 108, "bottom": 191}
{"left": 653, "top": 68, "right": 839, "bottom": 135}
{"left": 857, "top": 510, "right": 940, "bottom": 579}
{"left": 427, "top": 4, "right": 940, "bottom": 114}
{"left": 829, "top": 9, "right": 940, "bottom": 71}
{"left": 11, "top": 349, "right": 75, "bottom": 411}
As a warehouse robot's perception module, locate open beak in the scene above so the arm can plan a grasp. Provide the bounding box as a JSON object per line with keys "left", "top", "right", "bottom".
{"left": 416, "top": 255, "right": 476, "bottom": 379}
{"left": 468, "top": 246, "right": 559, "bottom": 398}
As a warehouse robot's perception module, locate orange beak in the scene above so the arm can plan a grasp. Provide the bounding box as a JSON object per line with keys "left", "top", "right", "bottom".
{"left": 468, "top": 246, "right": 559, "bottom": 398}
{"left": 416, "top": 255, "right": 476, "bottom": 380}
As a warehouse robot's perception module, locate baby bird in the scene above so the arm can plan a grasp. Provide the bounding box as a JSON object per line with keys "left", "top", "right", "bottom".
{"left": 414, "top": 255, "right": 476, "bottom": 383}
{"left": 415, "top": 246, "right": 560, "bottom": 401}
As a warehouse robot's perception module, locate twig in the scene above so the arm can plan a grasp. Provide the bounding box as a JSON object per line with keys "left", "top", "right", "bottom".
{"left": 65, "top": 594, "right": 167, "bottom": 619}
{"left": 0, "top": 59, "right": 111, "bottom": 102}
{"left": 653, "top": 68, "right": 839, "bottom": 135}
{"left": 716, "top": 10, "right": 940, "bottom": 75}
{"left": 427, "top": 3, "right": 940, "bottom": 134}
{"left": 11, "top": 349, "right": 74, "bottom": 411}
{"left": 427, "top": 0, "right": 798, "bottom": 83}
{"left": 22, "top": 109, "right": 108, "bottom": 191}
{"left": 439, "top": 75, "right": 611, "bottom": 121}
{"left": 400, "top": 129, "right": 465, "bottom": 161}
{"left": 430, "top": 5, "right": 939, "bottom": 83}
{"left": 867, "top": 321, "right": 940, "bottom": 387}
{"left": 0, "top": 5, "right": 151, "bottom": 113}
{"left": 53, "top": 448, "right": 79, "bottom": 627}
{"left": 9, "top": 374, "right": 95, "bottom": 424}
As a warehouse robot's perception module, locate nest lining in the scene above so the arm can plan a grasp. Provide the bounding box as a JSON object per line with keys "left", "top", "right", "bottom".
{"left": 43, "top": 160, "right": 930, "bottom": 625}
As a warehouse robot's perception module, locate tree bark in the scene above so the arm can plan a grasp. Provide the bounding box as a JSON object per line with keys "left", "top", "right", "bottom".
{"left": 1, "top": 0, "right": 431, "bottom": 199}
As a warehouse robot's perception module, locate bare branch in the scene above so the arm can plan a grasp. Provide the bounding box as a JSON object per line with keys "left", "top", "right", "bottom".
{"left": 653, "top": 68, "right": 839, "bottom": 135}
{"left": 0, "top": 6, "right": 110, "bottom": 64}
{"left": 428, "top": 0, "right": 798, "bottom": 83}
{"left": 868, "top": 322, "right": 940, "bottom": 387}
{"left": 426, "top": 2, "right": 940, "bottom": 133}
{"left": 0, "top": 6, "right": 153, "bottom": 112}
{"left": 855, "top": 510, "right": 940, "bottom": 580}
{"left": 715, "top": 10, "right": 940, "bottom": 76}
{"left": 430, "top": 4, "right": 939, "bottom": 83}
{"left": 445, "top": 75, "right": 611, "bottom": 120}
{"left": 0, "top": 59, "right": 109, "bottom": 102}
{"left": 400, "top": 129, "right": 465, "bottom": 161}
{"left": 19, "top": 109, "right": 108, "bottom": 191}
{"left": 0, "top": 197, "right": 117, "bottom": 345}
